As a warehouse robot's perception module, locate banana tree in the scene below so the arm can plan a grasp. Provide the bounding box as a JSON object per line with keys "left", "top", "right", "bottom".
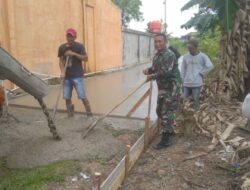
{"left": 182, "top": 0, "right": 250, "bottom": 99}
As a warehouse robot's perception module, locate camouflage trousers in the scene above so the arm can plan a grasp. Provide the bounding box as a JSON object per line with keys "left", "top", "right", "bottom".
{"left": 156, "top": 94, "right": 180, "bottom": 134}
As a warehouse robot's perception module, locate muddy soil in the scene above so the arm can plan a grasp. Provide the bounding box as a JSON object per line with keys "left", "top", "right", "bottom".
{"left": 0, "top": 107, "right": 144, "bottom": 169}
{"left": 120, "top": 125, "right": 250, "bottom": 190}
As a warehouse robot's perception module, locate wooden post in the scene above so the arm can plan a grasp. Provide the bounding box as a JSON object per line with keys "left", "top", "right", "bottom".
{"left": 147, "top": 81, "right": 153, "bottom": 118}
{"left": 92, "top": 172, "right": 101, "bottom": 190}
{"left": 144, "top": 117, "right": 150, "bottom": 151}
{"left": 125, "top": 144, "right": 131, "bottom": 177}
{"left": 183, "top": 110, "right": 196, "bottom": 138}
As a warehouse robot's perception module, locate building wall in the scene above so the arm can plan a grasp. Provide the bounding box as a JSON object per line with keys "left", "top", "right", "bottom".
{"left": 0, "top": 0, "right": 10, "bottom": 51}
{"left": 123, "top": 32, "right": 139, "bottom": 65}
{"left": 123, "top": 29, "right": 154, "bottom": 66}
{"left": 88, "top": 0, "right": 122, "bottom": 72}
{"left": 0, "top": 0, "right": 122, "bottom": 78}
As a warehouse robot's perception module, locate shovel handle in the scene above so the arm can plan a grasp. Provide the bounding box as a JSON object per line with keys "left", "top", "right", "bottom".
{"left": 52, "top": 56, "right": 70, "bottom": 120}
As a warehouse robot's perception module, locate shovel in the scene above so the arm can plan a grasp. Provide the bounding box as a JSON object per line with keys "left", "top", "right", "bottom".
{"left": 52, "top": 56, "right": 69, "bottom": 120}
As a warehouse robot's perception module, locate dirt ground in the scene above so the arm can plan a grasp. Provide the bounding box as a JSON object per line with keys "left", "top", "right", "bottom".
{"left": 1, "top": 105, "right": 250, "bottom": 189}
{"left": 120, "top": 124, "right": 250, "bottom": 190}
{"left": 0, "top": 107, "right": 145, "bottom": 168}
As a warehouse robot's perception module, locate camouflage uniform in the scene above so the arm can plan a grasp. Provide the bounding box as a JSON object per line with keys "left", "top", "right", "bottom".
{"left": 148, "top": 48, "right": 182, "bottom": 134}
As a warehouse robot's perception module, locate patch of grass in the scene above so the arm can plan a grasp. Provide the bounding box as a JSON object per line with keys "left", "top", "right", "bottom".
{"left": 94, "top": 155, "right": 107, "bottom": 165}
{"left": 86, "top": 154, "right": 107, "bottom": 165}
{"left": 0, "top": 158, "right": 6, "bottom": 168}
{"left": 0, "top": 160, "right": 79, "bottom": 190}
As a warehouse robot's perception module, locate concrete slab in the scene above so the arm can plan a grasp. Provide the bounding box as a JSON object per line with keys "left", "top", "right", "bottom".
{"left": 10, "top": 63, "right": 158, "bottom": 119}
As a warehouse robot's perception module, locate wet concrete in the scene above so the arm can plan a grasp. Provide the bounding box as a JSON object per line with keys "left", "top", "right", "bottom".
{"left": 10, "top": 63, "right": 158, "bottom": 119}
{"left": 0, "top": 107, "right": 145, "bottom": 168}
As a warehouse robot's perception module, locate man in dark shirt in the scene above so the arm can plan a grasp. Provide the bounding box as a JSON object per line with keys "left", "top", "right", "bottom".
{"left": 58, "top": 28, "right": 92, "bottom": 117}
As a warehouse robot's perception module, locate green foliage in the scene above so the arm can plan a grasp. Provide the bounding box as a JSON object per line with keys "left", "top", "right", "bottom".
{"left": 181, "top": 0, "right": 239, "bottom": 33}
{"left": 169, "top": 38, "right": 186, "bottom": 55}
{"left": 169, "top": 28, "right": 221, "bottom": 63}
{"left": 111, "top": 0, "right": 143, "bottom": 27}
{"left": 197, "top": 28, "right": 221, "bottom": 64}
{"left": 0, "top": 160, "right": 78, "bottom": 190}
{"left": 197, "top": 28, "right": 221, "bottom": 80}
{"left": 0, "top": 158, "right": 6, "bottom": 168}
{"left": 169, "top": 30, "right": 221, "bottom": 81}
{"left": 181, "top": 12, "right": 218, "bottom": 34}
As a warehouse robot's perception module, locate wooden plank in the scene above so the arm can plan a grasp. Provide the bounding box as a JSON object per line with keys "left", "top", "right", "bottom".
{"left": 101, "top": 158, "right": 125, "bottom": 190}
{"left": 144, "top": 117, "right": 150, "bottom": 151}
{"left": 220, "top": 123, "right": 235, "bottom": 140}
{"left": 100, "top": 120, "right": 158, "bottom": 190}
{"left": 126, "top": 89, "right": 150, "bottom": 117}
{"left": 125, "top": 145, "right": 131, "bottom": 177}
{"left": 147, "top": 81, "right": 153, "bottom": 118}
{"left": 129, "top": 135, "right": 144, "bottom": 170}
{"left": 110, "top": 170, "right": 125, "bottom": 190}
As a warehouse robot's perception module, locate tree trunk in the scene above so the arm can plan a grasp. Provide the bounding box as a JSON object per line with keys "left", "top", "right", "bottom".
{"left": 219, "top": 0, "right": 250, "bottom": 100}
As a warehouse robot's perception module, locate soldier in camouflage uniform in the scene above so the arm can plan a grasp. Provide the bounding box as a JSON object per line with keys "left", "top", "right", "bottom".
{"left": 143, "top": 33, "right": 182, "bottom": 149}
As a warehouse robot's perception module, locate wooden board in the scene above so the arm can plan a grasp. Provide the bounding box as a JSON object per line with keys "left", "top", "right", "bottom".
{"left": 100, "top": 121, "right": 158, "bottom": 190}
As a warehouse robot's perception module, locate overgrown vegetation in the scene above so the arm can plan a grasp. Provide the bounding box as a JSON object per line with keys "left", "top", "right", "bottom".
{"left": 169, "top": 28, "right": 221, "bottom": 64}
{"left": 0, "top": 158, "right": 80, "bottom": 190}
{"left": 169, "top": 38, "right": 186, "bottom": 55}
{"left": 197, "top": 28, "right": 221, "bottom": 80}
{"left": 111, "top": 0, "right": 143, "bottom": 27}
{"left": 181, "top": 0, "right": 239, "bottom": 34}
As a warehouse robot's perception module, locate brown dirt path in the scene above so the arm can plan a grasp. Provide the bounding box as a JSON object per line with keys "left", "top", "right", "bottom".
{"left": 120, "top": 129, "right": 250, "bottom": 190}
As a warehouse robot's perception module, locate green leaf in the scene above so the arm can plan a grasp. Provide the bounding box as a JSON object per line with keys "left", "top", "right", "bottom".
{"left": 181, "top": 0, "right": 205, "bottom": 11}
{"left": 181, "top": 0, "right": 239, "bottom": 33}
{"left": 111, "top": 0, "right": 143, "bottom": 27}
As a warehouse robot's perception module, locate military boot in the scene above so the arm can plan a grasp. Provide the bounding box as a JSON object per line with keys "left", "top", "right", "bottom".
{"left": 153, "top": 132, "right": 171, "bottom": 150}
{"left": 66, "top": 104, "right": 74, "bottom": 117}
